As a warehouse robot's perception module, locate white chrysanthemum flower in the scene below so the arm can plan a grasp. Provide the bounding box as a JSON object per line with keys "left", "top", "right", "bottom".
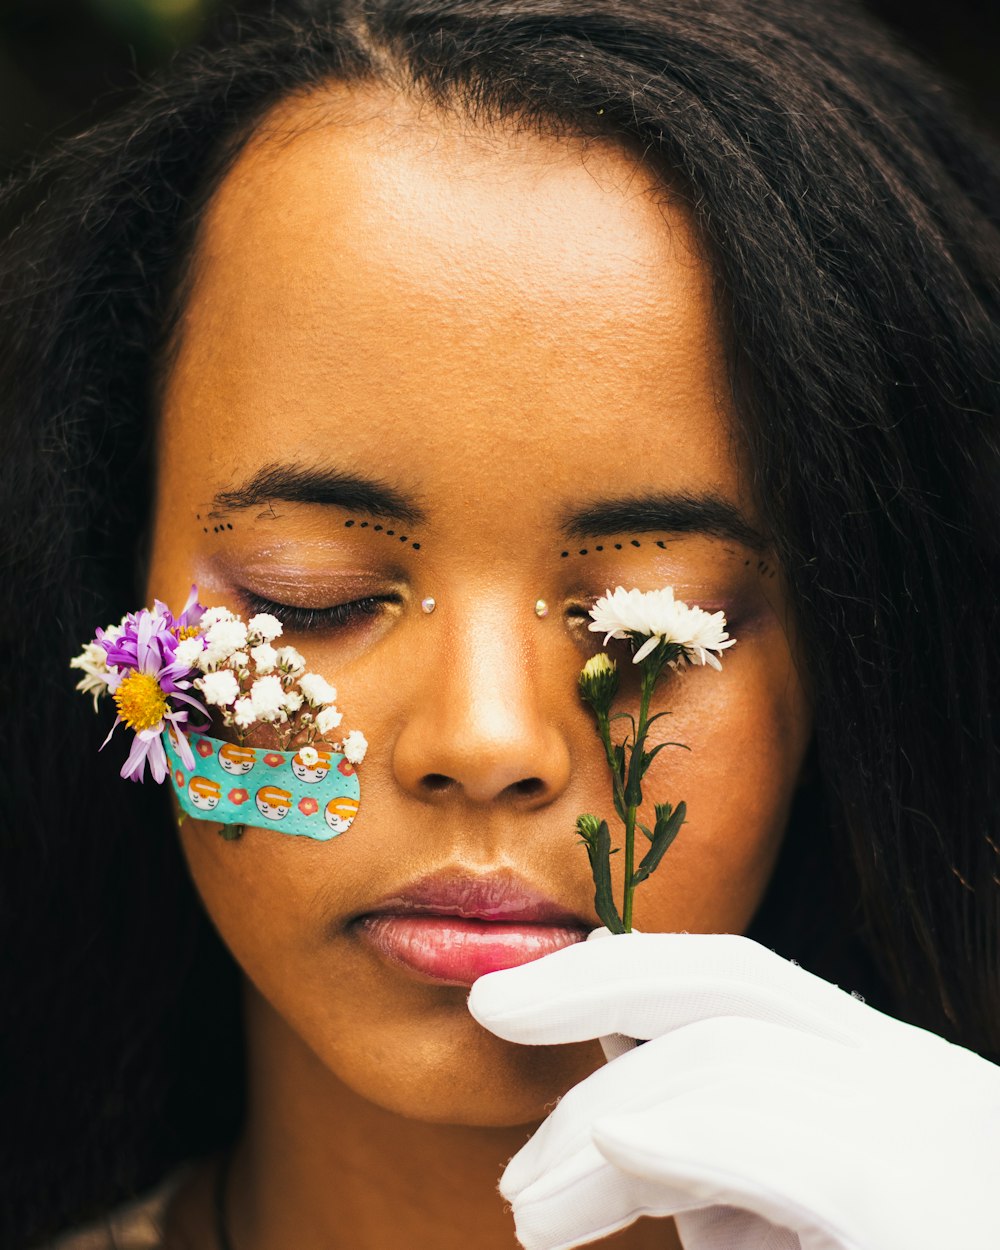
{"left": 200, "top": 606, "right": 235, "bottom": 630}
{"left": 197, "top": 669, "right": 241, "bottom": 707}
{"left": 249, "top": 674, "right": 285, "bottom": 721}
{"left": 248, "top": 612, "right": 283, "bottom": 642}
{"left": 232, "top": 696, "right": 255, "bottom": 729}
{"left": 70, "top": 641, "right": 112, "bottom": 711}
{"left": 588, "top": 585, "right": 735, "bottom": 666}
{"left": 299, "top": 672, "right": 337, "bottom": 707}
{"left": 250, "top": 642, "right": 277, "bottom": 673}
{"left": 174, "top": 637, "right": 204, "bottom": 669}
{"left": 283, "top": 689, "right": 303, "bottom": 713}
{"left": 341, "top": 729, "right": 368, "bottom": 764}
{"left": 298, "top": 746, "right": 320, "bottom": 767}
{"left": 677, "top": 607, "right": 737, "bottom": 670}
{"left": 316, "top": 705, "right": 343, "bottom": 734}
{"left": 274, "top": 645, "right": 306, "bottom": 674}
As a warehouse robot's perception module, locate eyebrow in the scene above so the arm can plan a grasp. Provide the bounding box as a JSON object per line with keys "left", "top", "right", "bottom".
{"left": 209, "top": 463, "right": 426, "bottom": 525}
{"left": 560, "top": 491, "right": 770, "bottom": 551}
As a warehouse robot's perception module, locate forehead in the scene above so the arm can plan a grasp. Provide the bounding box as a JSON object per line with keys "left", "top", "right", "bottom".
{"left": 160, "top": 84, "right": 743, "bottom": 534}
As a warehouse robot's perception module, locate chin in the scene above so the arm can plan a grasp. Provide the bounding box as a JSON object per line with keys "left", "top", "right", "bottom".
{"left": 336, "top": 995, "right": 603, "bottom": 1126}
{"left": 254, "top": 978, "right": 603, "bottom": 1128}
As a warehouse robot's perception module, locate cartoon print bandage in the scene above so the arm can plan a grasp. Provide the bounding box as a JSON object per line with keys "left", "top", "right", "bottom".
{"left": 164, "top": 732, "right": 361, "bottom": 840}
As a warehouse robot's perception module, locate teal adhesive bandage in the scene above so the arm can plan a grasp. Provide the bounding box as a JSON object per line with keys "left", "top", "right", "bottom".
{"left": 164, "top": 730, "right": 361, "bottom": 840}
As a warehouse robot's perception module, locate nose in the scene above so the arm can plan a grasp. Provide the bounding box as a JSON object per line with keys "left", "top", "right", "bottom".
{"left": 391, "top": 593, "right": 572, "bottom": 808}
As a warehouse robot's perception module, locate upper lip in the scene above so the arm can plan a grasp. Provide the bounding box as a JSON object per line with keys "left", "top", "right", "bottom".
{"left": 357, "top": 868, "right": 593, "bottom": 926}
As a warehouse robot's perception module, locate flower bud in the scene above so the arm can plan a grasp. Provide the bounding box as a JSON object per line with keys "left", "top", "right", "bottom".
{"left": 576, "top": 812, "right": 602, "bottom": 842}
{"left": 578, "top": 652, "right": 619, "bottom": 716}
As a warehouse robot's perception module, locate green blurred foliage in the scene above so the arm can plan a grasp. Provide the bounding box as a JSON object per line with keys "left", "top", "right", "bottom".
{"left": 89, "top": 0, "right": 209, "bottom": 45}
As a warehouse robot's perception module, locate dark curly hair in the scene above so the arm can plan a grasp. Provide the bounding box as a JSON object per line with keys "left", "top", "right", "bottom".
{"left": 2, "top": 2, "right": 998, "bottom": 1244}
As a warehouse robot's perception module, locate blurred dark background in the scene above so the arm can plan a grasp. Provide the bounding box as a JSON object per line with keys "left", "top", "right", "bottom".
{"left": 0, "top": 0, "right": 997, "bottom": 177}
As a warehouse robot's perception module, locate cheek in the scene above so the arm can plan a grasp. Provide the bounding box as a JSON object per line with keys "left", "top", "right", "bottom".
{"left": 179, "top": 819, "right": 314, "bottom": 952}
{"left": 632, "top": 636, "right": 811, "bottom": 933}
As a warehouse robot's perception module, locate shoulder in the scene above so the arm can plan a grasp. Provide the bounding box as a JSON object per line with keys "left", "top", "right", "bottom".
{"left": 41, "top": 1170, "right": 188, "bottom": 1250}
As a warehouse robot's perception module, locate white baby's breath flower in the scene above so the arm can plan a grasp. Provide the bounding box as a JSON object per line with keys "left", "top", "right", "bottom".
{"left": 197, "top": 669, "right": 240, "bottom": 707}
{"left": 588, "top": 585, "right": 735, "bottom": 667}
{"left": 228, "top": 651, "right": 249, "bottom": 670}
{"left": 299, "top": 672, "right": 337, "bottom": 707}
{"left": 200, "top": 606, "right": 235, "bottom": 630}
{"left": 316, "top": 705, "right": 343, "bottom": 735}
{"left": 197, "top": 641, "right": 231, "bottom": 671}
{"left": 250, "top": 642, "right": 277, "bottom": 674}
{"left": 249, "top": 674, "right": 285, "bottom": 721}
{"left": 174, "top": 636, "right": 205, "bottom": 669}
{"left": 248, "top": 612, "right": 283, "bottom": 642}
{"left": 341, "top": 729, "right": 368, "bottom": 764}
{"left": 70, "top": 642, "right": 112, "bottom": 711}
{"left": 283, "top": 689, "right": 303, "bottom": 713}
{"left": 274, "top": 645, "right": 306, "bottom": 674}
{"left": 299, "top": 746, "right": 319, "bottom": 767}
{"left": 197, "top": 617, "right": 249, "bottom": 670}
{"left": 205, "top": 617, "right": 248, "bottom": 652}
{"left": 232, "top": 696, "right": 255, "bottom": 729}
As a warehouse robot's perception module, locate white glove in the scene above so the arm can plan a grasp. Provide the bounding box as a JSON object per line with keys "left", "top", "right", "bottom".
{"left": 467, "top": 930, "right": 1000, "bottom": 1250}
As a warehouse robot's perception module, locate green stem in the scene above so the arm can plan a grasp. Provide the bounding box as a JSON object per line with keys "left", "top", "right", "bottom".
{"left": 596, "top": 713, "right": 625, "bottom": 817}
{"left": 622, "top": 803, "right": 636, "bottom": 930}
{"left": 622, "top": 663, "right": 657, "bottom": 931}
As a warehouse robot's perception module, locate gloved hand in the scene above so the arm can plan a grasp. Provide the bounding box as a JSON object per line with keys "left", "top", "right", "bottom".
{"left": 467, "top": 930, "right": 1000, "bottom": 1250}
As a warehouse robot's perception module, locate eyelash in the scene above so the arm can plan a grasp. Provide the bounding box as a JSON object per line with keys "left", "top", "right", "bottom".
{"left": 239, "top": 591, "right": 398, "bottom": 633}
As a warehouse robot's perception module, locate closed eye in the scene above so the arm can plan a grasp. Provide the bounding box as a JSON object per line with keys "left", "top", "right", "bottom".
{"left": 239, "top": 590, "right": 401, "bottom": 633}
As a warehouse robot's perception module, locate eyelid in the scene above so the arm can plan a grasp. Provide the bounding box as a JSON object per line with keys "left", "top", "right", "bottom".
{"left": 237, "top": 589, "right": 402, "bottom": 633}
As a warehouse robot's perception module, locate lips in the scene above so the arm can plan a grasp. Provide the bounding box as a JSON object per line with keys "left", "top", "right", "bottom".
{"left": 353, "top": 870, "right": 592, "bottom": 986}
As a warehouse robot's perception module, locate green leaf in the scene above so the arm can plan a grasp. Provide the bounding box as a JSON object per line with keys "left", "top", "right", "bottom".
{"left": 590, "top": 819, "right": 626, "bottom": 933}
{"left": 609, "top": 712, "right": 638, "bottom": 747}
{"left": 640, "top": 740, "right": 691, "bottom": 774}
{"left": 624, "top": 743, "right": 645, "bottom": 806}
{"left": 631, "top": 801, "right": 686, "bottom": 886}
{"left": 638, "top": 823, "right": 654, "bottom": 842}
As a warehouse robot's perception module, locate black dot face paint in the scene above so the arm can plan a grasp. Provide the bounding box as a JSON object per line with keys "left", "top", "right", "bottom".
{"left": 559, "top": 538, "right": 776, "bottom": 594}
{"left": 199, "top": 511, "right": 237, "bottom": 536}
{"left": 340, "top": 518, "right": 421, "bottom": 550}
{"left": 560, "top": 539, "right": 648, "bottom": 560}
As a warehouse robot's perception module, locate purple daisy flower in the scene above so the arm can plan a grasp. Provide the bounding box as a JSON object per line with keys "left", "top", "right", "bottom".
{"left": 98, "top": 592, "right": 210, "bottom": 784}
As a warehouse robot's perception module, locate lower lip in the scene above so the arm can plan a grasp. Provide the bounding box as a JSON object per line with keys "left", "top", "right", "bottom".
{"left": 358, "top": 914, "right": 588, "bottom": 985}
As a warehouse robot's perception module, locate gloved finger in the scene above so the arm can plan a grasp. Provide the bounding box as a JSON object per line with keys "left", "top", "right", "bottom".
{"left": 590, "top": 1079, "right": 857, "bottom": 1248}
{"left": 675, "top": 1206, "right": 802, "bottom": 1250}
{"left": 501, "top": 1134, "right": 716, "bottom": 1250}
{"left": 504, "top": 1056, "right": 836, "bottom": 1250}
{"left": 469, "top": 932, "right": 878, "bottom": 1049}
{"left": 501, "top": 1018, "right": 850, "bottom": 1201}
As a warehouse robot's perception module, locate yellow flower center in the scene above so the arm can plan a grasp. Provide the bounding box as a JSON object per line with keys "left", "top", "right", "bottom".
{"left": 113, "top": 671, "right": 168, "bottom": 732}
{"left": 175, "top": 625, "right": 201, "bottom": 640}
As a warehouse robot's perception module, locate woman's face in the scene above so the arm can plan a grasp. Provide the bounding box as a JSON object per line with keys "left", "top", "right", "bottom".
{"left": 147, "top": 86, "right": 812, "bottom": 1127}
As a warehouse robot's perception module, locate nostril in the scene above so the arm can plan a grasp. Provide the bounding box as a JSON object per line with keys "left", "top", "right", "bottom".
{"left": 422, "top": 773, "right": 454, "bottom": 794}
{"left": 506, "top": 777, "right": 546, "bottom": 801}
